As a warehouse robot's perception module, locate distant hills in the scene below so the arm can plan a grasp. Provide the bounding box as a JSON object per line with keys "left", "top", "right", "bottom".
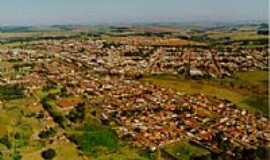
{"left": 0, "top": 26, "right": 75, "bottom": 33}
{"left": 0, "top": 20, "right": 268, "bottom": 33}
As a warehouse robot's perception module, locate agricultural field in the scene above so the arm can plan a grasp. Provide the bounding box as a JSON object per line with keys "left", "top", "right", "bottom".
{"left": 206, "top": 31, "right": 268, "bottom": 41}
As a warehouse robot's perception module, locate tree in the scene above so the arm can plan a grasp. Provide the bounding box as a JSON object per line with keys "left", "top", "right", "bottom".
{"left": 259, "top": 23, "right": 269, "bottom": 29}
{"left": 257, "top": 23, "right": 269, "bottom": 35}
{"left": 0, "top": 151, "right": 3, "bottom": 160}
{"left": 66, "top": 103, "right": 85, "bottom": 123}
{"left": 12, "top": 152, "right": 22, "bottom": 160}
{"left": 0, "top": 135, "right": 11, "bottom": 149}
{"left": 38, "top": 128, "right": 56, "bottom": 139}
{"left": 41, "top": 148, "right": 56, "bottom": 160}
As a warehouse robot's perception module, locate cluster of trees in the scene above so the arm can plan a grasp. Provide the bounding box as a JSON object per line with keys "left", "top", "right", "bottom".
{"left": 41, "top": 96, "right": 66, "bottom": 128}
{"left": 0, "top": 84, "right": 25, "bottom": 100}
{"left": 257, "top": 23, "right": 269, "bottom": 35}
{"left": 66, "top": 103, "right": 85, "bottom": 123}
{"left": 38, "top": 128, "right": 56, "bottom": 139}
{"left": 0, "top": 34, "right": 82, "bottom": 45}
{"left": 0, "top": 135, "right": 12, "bottom": 149}
{"left": 0, "top": 134, "right": 23, "bottom": 160}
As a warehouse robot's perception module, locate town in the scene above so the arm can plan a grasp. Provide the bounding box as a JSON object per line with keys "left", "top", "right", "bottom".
{"left": 0, "top": 24, "right": 269, "bottom": 160}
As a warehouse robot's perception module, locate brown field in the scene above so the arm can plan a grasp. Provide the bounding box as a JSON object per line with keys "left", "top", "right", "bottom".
{"left": 56, "top": 97, "right": 82, "bottom": 108}
{"left": 106, "top": 36, "right": 205, "bottom": 46}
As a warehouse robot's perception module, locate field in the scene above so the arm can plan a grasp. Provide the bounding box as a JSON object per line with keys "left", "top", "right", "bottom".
{"left": 207, "top": 31, "right": 268, "bottom": 41}
{"left": 144, "top": 71, "right": 268, "bottom": 115}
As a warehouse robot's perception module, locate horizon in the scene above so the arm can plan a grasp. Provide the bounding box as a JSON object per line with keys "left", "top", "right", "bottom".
{"left": 0, "top": 0, "right": 269, "bottom": 26}
{"left": 0, "top": 19, "right": 269, "bottom": 28}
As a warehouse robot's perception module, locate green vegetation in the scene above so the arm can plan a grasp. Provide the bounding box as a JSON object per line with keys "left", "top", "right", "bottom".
{"left": 41, "top": 148, "right": 56, "bottom": 160}
{"left": 234, "top": 71, "right": 268, "bottom": 86}
{"left": 95, "top": 146, "right": 150, "bottom": 160}
{"left": 41, "top": 97, "right": 66, "bottom": 128}
{"left": 66, "top": 103, "right": 85, "bottom": 123}
{"left": 207, "top": 31, "right": 268, "bottom": 41}
{"left": 0, "top": 25, "right": 268, "bottom": 160}
{"left": 232, "top": 71, "right": 268, "bottom": 114}
{"left": 242, "top": 95, "right": 268, "bottom": 114}
{"left": 69, "top": 122, "right": 119, "bottom": 155}
{"left": 0, "top": 87, "right": 84, "bottom": 160}
{"left": 0, "top": 152, "right": 3, "bottom": 160}
{"left": 144, "top": 71, "right": 268, "bottom": 115}
{"left": 67, "top": 123, "right": 154, "bottom": 160}
{"left": 0, "top": 99, "right": 40, "bottom": 160}
{"left": 38, "top": 128, "right": 56, "bottom": 139}
{"left": 0, "top": 84, "right": 25, "bottom": 100}
{"left": 162, "top": 141, "right": 210, "bottom": 160}
{"left": 0, "top": 135, "right": 12, "bottom": 149}
{"left": 38, "top": 86, "right": 147, "bottom": 159}
{"left": 144, "top": 74, "right": 250, "bottom": 108}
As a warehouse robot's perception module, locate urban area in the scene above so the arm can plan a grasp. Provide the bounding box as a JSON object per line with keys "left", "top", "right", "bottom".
{"left": 0, "top": 24, "right": 269, "bottom": 160}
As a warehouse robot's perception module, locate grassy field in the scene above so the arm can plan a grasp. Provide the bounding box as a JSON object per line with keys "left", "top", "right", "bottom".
{"left": 65, "top": 119, "right": 152, "bottom": 160}
{"left": 104, "top": 36, "right": 206, "bottom": 46}
{"left": 0, "top": 98, "right": 45, "bottom": 160}
{"left": 0, "top": 85, "right": 86, "bottom": 160}
{"left": 143, "top": 71, "right": 268, "bottom": 115}
{"left": 234, "top": 71, "right": 268, "bottom": 85}
{"left": 206, "top": 31, "right": 268, "bottom": 41}
{"left": 162, "top": 141, "right": 210, "bottom": 160}
{"left": 0, "top": 85, "right": 25, "bottom": 100}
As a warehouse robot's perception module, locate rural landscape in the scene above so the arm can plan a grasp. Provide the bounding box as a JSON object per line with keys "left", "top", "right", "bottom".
{"left": 0, "top": 22, "right": 269, "bottom": 160}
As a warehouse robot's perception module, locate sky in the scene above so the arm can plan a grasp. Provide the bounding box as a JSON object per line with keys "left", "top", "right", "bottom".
{"left": 0, "top": 0, "right": 269, "bottom": 26}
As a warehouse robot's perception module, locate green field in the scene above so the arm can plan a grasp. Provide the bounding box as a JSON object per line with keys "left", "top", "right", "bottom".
{"left": 207, "top": 31, "right": 268, "bottom": 41}
{"left": 162, "top": 141, "right": 210, "bottom": 160}
{"left": 0, "top": 86, "right": 85, "bottom": 160}
{"left": 144, "top": 71, "right": 268, "bottom": 115}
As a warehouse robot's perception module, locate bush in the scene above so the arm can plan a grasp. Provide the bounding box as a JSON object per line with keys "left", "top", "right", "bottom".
{"left": 0, "top": 135, "right": 11, "bottom": 149}
{"left": 41, "top": 98, "right": 66, "bottom": 128}
{"left": 41, "top": 148, "right": 56, "bottom": 160}
{"left": 0, "top": 151, "right": 3, "bottom": 160}
{"left": 12, "top": 152, "right": 22, "bottom": 160}
{"left": 38, "top": 128, "right": 56, "bottom": 139}
{"left": 242, "top": 95, "right": 269, "bottom": 115}
{"left": 66, "top": 103, "right": 85, "bottom": 123}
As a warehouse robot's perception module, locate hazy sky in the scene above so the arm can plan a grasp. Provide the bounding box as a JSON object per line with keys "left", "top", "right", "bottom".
{"left": 0, "top": 0, "right": 269, "bottom": 25}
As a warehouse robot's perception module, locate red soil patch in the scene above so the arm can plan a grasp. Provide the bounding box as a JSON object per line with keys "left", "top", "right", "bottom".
{"left": 57, "top": 97, "right": 82, "bottom": 108}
